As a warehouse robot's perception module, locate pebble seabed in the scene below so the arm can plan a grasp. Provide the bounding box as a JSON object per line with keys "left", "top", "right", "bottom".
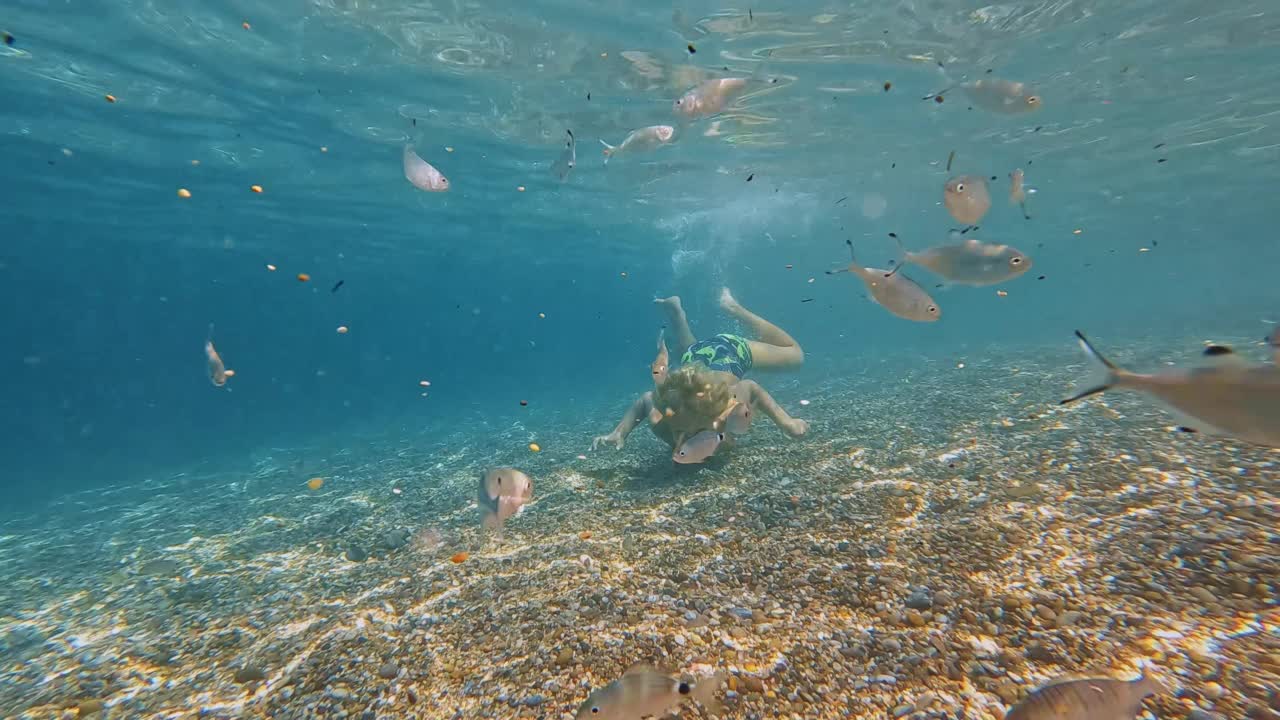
{"left": 1, "top": 342, "right": 1277, "bottom": 720}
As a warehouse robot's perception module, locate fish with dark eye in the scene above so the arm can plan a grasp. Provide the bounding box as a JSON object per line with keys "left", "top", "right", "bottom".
{"left": 651, "top": 328, "right": 670, "bottom": 387}
{"left": 403, "top": 144, "right": 449, "bottom": 191}
{"left": 574, "top": 665, "right": 724, "bottom": 720}
{"left": 477, "top": 467, "right": 533, "bottom": 530}
{"left": 894, "top": 236, "right": 1032, "bottom": 287}
{"left": 827, "top": 240, "right": 940, "bottom": 322}
{"left": 673, "top": 78, "right": 748, "bottom": 119}
{"left": 1062, "top": 332, "right": 1280, "bottom": 447}
{"left": 673, "top": 430, "right": 725, "bottom": 464}
{"left": 552, "top": 130, "right": 576, "bottom": 181}
{"left": 963, "top": 77, "right": 1041, "bottom": 114}
{"left": 1004, "top": 673, "right": 1161, "bottom": 720}
{"left": 943, "top": 174, "right": 991, "bottom": 227}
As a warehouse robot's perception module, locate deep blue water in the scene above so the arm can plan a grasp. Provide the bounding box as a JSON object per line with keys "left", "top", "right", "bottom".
{"left": 3, "top": 0, "right": 1280, "bottom": 510}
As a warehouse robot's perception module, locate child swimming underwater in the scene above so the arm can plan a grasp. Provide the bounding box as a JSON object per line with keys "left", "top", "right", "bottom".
{"left": 591, "top": 288, "right": 809, "bottom": 462}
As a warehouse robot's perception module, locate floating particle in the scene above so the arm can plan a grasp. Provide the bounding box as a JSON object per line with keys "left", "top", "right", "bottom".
{"left": 61, "top": 148, "right": 73, "bottom": 157}
{"left": 517, "top": 185, "right": 525, "bottom": 192}
{"left": 306, "top": 477, "right": 324, "bottom": 491}
{"left": 957, "top": 362, "right": 965, "bottom": 369}
{"left": 177, "top": 188, "right": 191, "bottom": 198}
{"left": 105, "top": 94, "right": 117, "bottom": 103}
{"left": 1072, "top": 229, "right": 1082, "bottom": 235}
{"left": 996, "top": 290, "right": 1008, "bottom": 297}
{"left": 1157, "top": 158, "right": 1167, "bottom": 163}
{"left": 946, "top": 150, "right": 955, "bottom": 171}
{"left": 800, "top": 298, "right": 814, "bottom": 303}
{"left": 2, "top": 32, "right": 13, "bottom": 46}
{"left": 579, "top": 531, "right": 593, "bottom": 540}
{"left": 1139, "top": 247, "right": 1150, "bottom": 253}
{"left": 519, "top": 400, "right": 528, "bottom": 406}
{"left": 336, "top": 326, "right": 349, "bottom": 334}
{"left": 834, "top": 196, "right": 848, "bottom": 205}
{"left": 799, "top": 399, "right": 811, "bottom": 406}
{"left": 1037, "top": 275, "right": 1045, "bottom": 280}
{"left": 746, "top": 173, "right": 754, "bottom": 182}
{"left": 445, "top": 146, "right": 454, "bottom": 153}
{"left": 242, "top": 21, "right": 251, "bottom": 30}
{"left": 392, "top": 488, "right": 402, "bottom": 495}
{"left": 883, "top": 81, "right": 892, "bottom": 92}
{"left": 1153, "top": 142, "right": 1166, "bottom": 149}
{"left": 576, "top": 454, "right": 587, "bottom": 460}
{"left": 330, "top": 280, "right": 344, "bottom": 293}
{"left": 934, "top": 95, "right": 944, "bottom": 104}
{"left": 296, "top": 273, "right": 310, "bottom": 282}
{"left": 600, "top": 52, "right": 607, "bottom": 58}
{"left": 687, "top": 44, "right": 696, "bottom": 54}
{"left": 528, "top": 443, "right": 541, "bottom": 452}
{"left": 250, "top": 184, "right": 263, "bottom": 193}
{"left": 419, "top": 380, "right": 431, "bottom": 387}
{"left": 586, "top": 92, "right": 591, "bottom": 101}
{"left": 785, "top": 264, "right": 793, "bottom": 269}
{"left": 538, "top": 312, "right": 545, "bottom": 319}
{"left": 190, "top": 159, "right": 200, "bottom": 166}
{"left": 320, "top": 146, "right": 328, "bottom": 153}
{"left": 807, "top": 277, "right": 815, "bottom": 283}
{"left": 619, "top": 271, "right": 628, "bottom": 278}
{"left": 450, "top": 552, "right": 470, "bottom": 564}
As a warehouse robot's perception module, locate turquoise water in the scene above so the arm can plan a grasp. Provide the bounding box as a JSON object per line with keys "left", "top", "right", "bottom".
{"left": 2, "top": 1, "right": 1279, "bottom": 719}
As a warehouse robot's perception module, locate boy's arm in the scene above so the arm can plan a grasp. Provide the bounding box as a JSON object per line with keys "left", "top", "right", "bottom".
{"left": 592, "top": 391, "right": 656, "bottom": 450}
{"left": 735, "top": 380, "right": 808, "bottom": 438}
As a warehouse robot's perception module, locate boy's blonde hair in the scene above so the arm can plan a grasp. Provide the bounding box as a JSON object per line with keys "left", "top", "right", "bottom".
{"left": 654, "top": 364, "right": 734, "bottom": 434}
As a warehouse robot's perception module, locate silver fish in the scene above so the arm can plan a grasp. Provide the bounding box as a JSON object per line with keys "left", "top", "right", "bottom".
{"left": 896, "top": 236, "right": 1031, "bottom": 287}
{"left": 205, "top": 324, "right": 234, "bottom": 388}
{"left": 674, "top": 430, "right": 724, "bottom": 464}
{"left": 552, "top": 130, "right": 576, "bottom": 182}
{"left": 717, "top": 400, "right": 752, "bottom": 434}
{"left": 828, "top": 240, "right": 940, "bottom": 322}
{"left": 943, "top": 174, "right": 991, "bottom": 226}
{"left": 652, "top": 328, "right": 669, "bottom": 387}
{"left": 1005, "top": 674, "right": 1161, "bottom": 720}
{"left": 477, "top": 467, "right": 533, "bottom": 530}
{"left": 1062, "top": 331, "right": 1280, "bottom": 447}
{"left": 601, "top": 125, "right": 675, "bottom": 164}
{"left": 673, "top": 77, "right": 747, "bottom": 119}
{"left": 963, "top": 78, "right": 1041, "bottom": 114}
{"left": 403, "top": 144, "right": 449, "bottom": 192}
{"left": 574, "top": 665, "right": 724, "bottom": 720}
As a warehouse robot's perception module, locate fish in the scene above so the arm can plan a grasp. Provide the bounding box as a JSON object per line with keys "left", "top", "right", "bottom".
{"left": 403, "top": 144, "right": 449, "bottom": 192}
{"left": 552, "top": 130, "right": 576, "bottom": 181}
{"left": 716, "top": 399, "right": 753, "bottom": 434}
{"left": 477, "top": 467, "right": 534, "bottom": 530}
{"left": 674, "top": 78, "right": 748, "bottom": 119}
{"left": 330, "top": 279, "right": 345, "bottom": 293}
{"left": 944, "top": 174, "right": 991, "bottom": 227}
{"left": 963, "top": 78, "right": 1041, "bottom": 114}
{"left": 1061, "top": 331, "right": 1280, "bottom": 447}
{"left": 827, "top": 240, "right": 940, "bottom": 322}
{"left": 652, "top": 328, "right": 669, "bottom": 386}
{"left": 601, "top": 125, "right": 675, "bottom": 164}
{"left": 205, "top": 324, "right": 234, "bottom": 388}
{"left": 1005, "top": 673, "right": 1162, "bottom": 720}
{"left": 894, "top": 236, "right": 1032, "bottom": 286}
{"left": 574, "top": 665, "right": 725, "bottom": 720}
{"left": 673, "top": 430, "right": 725, "bottom": 464}
{"left": 1009, "top": 168, "right": 1031, "bottom": 219}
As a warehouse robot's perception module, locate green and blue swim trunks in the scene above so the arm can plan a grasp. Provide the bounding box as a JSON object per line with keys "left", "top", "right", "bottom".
{"left": 681, "top": 333, "right": 753, "bottom": 379}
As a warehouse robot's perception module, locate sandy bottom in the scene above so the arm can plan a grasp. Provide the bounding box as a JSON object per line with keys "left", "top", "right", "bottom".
{"left": 1, "top": 341, "right": 1277, "bottom": 720}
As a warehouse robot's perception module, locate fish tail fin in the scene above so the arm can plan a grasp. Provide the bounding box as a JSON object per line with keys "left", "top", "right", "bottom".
{"left": 1060, "top": 330, "right": 1120, "bottom": 405}
{"left": 690, "top": 671, "right": 726, "bottom": 717}
{"left": 599, "top": 139, "right": 615, "bottom": 163}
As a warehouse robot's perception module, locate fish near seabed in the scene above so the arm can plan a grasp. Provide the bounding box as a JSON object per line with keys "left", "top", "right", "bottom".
{"left": 673, "top": 77, "right": 748, "bottom": 119}
{"left": 552, "top": 130, "right": 576, "bottom": 181}
{"left": 828, "top": 240, "right": 940, "bottom": 322}
{"left": 477, "top": 467, "right": 533, "bottom": 530}
{"left": 574, "top": 665, "right": 725, "bottom": 720}
{"left": 673, "top": 430, "right": 725, "bottom": 464}
{"left": 1062, "top": 331, "right": 1280, "bottom": 447}
{"left": 601, "top": 125, "right": 675, "bottom": 164}
{"left": 895, "top": 235, "right": 1031, "bottom": 287}
{"left": 944, "top": 174, "right": 991, "bottom": 226}
{"left": 205, "top": 324, "right": 234, "bottom": 388}
{"left": 403, "top": 144, "right": 449, "bottom": 192}
{"left": 1005, "top": 673, "right": 1162, "bottom": 720}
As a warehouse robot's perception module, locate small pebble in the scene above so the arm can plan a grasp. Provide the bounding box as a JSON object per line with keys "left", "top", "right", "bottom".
{"left": 377, "top": 662, "right": 398, "bottom": 679}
